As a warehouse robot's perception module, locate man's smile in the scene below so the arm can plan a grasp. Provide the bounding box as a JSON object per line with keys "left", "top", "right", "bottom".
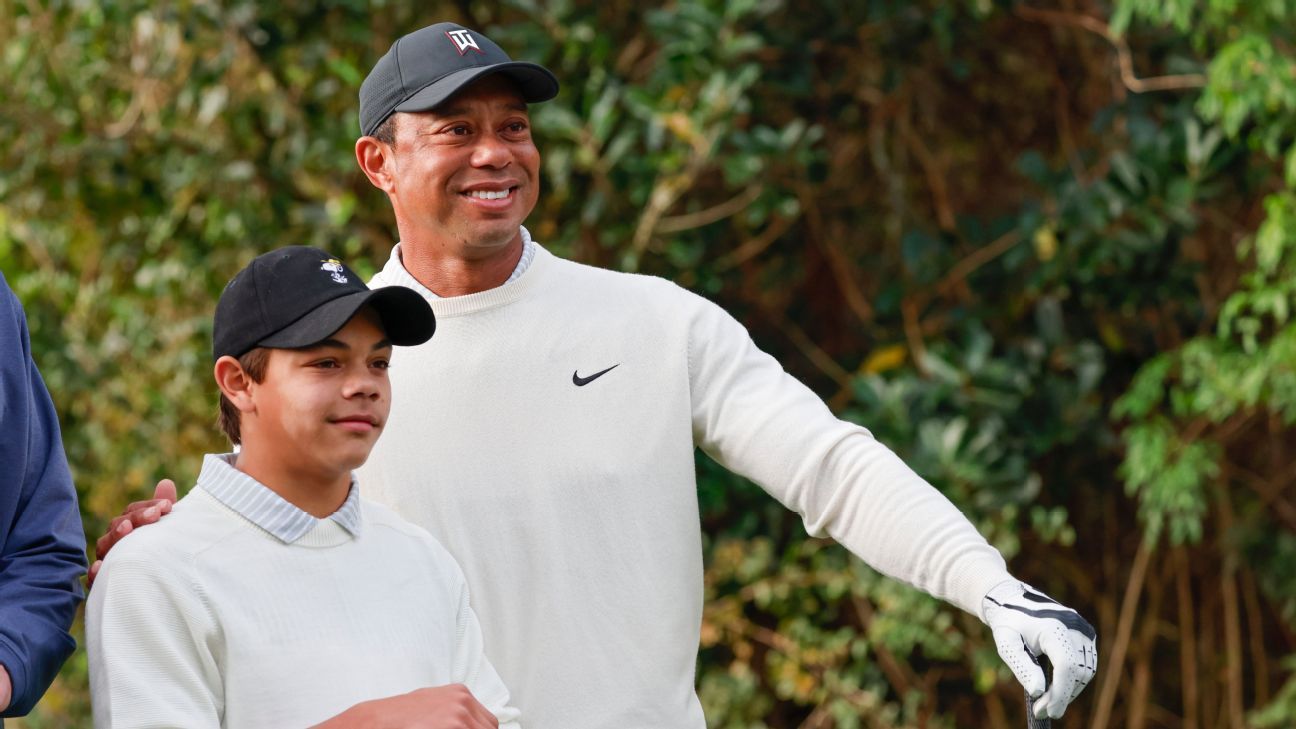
{"left": 464, "top": 188, "right": 515, "bottom": 200}
{"left": 459, "top": 180, "right": 520, "bottom": 207}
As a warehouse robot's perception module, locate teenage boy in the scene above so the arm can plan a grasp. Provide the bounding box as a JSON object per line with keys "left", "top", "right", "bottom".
{"left": 86, "top": 247, "right": 518, "bottom": 729}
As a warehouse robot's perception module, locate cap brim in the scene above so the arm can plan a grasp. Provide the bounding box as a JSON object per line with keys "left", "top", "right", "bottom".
{"left": 257, "top": 287, "right": 435, "bottom": 350}
{"left": 393, "top": 62, "right": 559, "bottom": 115}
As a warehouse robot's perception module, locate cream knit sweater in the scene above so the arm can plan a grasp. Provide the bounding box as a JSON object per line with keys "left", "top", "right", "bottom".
{"left": 87, "top": 487, "right": 519, "bottom": 728}
{"left": 360, "top": 239, "right": 1013, "bottom": 729}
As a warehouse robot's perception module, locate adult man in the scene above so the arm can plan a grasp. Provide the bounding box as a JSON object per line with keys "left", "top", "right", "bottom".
{"left": 0, "top": 272, "right": 87, "bottom": 721}
{"left": 97, "top": 22, "right": 1097, "bottom": 727}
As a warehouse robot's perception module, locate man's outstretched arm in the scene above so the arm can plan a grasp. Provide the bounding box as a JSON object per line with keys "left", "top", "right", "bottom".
{"left": 0, "top": 277, "right": 87, "bottom": 716}
{"left": 682, "top": 289, "right": 1097, "bottom": 718}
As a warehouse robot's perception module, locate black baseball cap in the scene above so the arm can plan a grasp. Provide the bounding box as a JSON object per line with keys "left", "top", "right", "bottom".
{"left": 358, "top": 22, "right": 559, "bottom": 137}
{"left": 212, "top": 246, "right": 435, "bottom": 361}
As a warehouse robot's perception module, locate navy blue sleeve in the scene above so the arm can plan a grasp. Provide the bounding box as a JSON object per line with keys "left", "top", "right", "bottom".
{"left": 0, "top": 272, "right": 87, "bottom": 717}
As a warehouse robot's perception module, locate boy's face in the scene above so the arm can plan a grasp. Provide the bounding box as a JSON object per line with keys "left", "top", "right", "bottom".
{"left": 247, "top": 307, "right": 392, "bottom": 479}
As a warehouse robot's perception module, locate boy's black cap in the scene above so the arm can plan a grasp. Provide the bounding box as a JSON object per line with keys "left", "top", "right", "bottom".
{"left": 358, "top": 22, "right": 559, "bottom": 137}
{"left": 213, "top": 246, "right": 435, "bottom": 361}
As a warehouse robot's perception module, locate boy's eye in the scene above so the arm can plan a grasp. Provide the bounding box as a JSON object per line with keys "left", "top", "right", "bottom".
{"left": 372, "top": 359, "right": 390, "bottom": 370}
{"left": 312, "top": 360, "right": 339, "bottom": 369}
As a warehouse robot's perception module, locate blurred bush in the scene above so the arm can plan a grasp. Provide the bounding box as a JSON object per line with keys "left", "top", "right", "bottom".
{"left": 2, "top": 1, "right": 1293, "bottom": 727}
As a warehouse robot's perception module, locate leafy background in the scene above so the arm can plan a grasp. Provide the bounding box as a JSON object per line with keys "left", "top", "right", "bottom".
{"left": 2, "top": 0, "right": 1294, "bottom": 727}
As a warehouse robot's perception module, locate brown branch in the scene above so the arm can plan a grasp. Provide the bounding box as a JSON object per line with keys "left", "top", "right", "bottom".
{"left": 1230, "top": 460, "right": 1296, "bottom": 533}
{"left": 897, "top": 112, "right": 956, "bottom": 231}
{"left": 1016, "top": 6, "right": 1208, "bottom": 93}
{"left": 1242, "top": 568, "right": 1270, "bottom": 707}
{"left": 714, "top": 214, "right": 796, "bottom": 271}
{"left": 821, "top": 236, "right": 875, "bottom": 323}
{"left": 796, "top": 705, "right": 833, "bottom": 729}
{"left": 1175, "top": 547, "right": 1200, "bottom": 729}
{"left": 851, "top": 595, "right": 919, "bottom": 698}
{"left": 1128, "top": 548, "right": 1164, "bottom": 729}
{"left": 797, "top": 182, "right": 874, "bottom": 325}
{"left": 985, "top": 691, "right": 1010, "bottom": 729}
{"left": 767, "top": 306, "right": 854, "bottom": 389}
{"left": 722, "top": 605, "right": 883, "bottom": 728}
{"left": 1052, "top": 63, "right": 1087, "bottom": 182}
{"left": 1217, "top": 483, "right": 1246, "bottom": 729}
{"left": 1127, "top": 620, "right": 1152, "bottom": 729}
{"left": 935, "top": 231, "right": 1022, "bottom": 298}
{"left": 1089, "top": 538, "right": 1153, "bottom": 729}
{"left": 630, "top": 126, "right": 720, "bottom": 267}
{"left": 893, "top": 230, "right": 1022, "bottom": 359}
{"left": 901, "top": 295, "right": 929, "bottom": 377}
{"left": 103, "top": 88, "right": 144, "bottom": 139}
{"left": 1201, "top": 580, "right": 1220, "bottom": 729}
{"left": 656, "top": 185, "right": 763, "bottom": 234}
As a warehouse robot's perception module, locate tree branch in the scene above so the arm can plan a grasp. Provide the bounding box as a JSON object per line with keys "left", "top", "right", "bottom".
{"left": 1089, "top": 538, "right": 1154, "bottom": 729}
{"left": 656, "top": 184, "right": 763, "bottom": 234}
{"left": 1016, "top": 6, "right": 1208, "bottom": 93}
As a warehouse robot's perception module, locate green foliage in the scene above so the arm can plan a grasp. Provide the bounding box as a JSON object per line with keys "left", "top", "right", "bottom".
{"left": 3, "top": 0, "right": 1294, "bottom": 727}
{"left": 1111, "top": 0, "right": 1296, "bottom": 724}
{"left": 1252, "top": 655, "right": 1296, "bottom": 728}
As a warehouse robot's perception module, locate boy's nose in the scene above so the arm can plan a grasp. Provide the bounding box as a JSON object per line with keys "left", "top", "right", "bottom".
{"left": 344, "top": 371, "right": 384, "bottom": 399}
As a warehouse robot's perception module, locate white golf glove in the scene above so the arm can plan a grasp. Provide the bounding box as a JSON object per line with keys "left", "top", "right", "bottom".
{"left": 983, "top": 578, "right": 1098, "bottom": 720}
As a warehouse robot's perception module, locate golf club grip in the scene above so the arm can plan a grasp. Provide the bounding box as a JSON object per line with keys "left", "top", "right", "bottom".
{"left": 1025, "top": 690, "right": 1050, "bottom": 729}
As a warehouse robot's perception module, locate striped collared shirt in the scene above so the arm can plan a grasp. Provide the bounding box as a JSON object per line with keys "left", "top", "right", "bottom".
{"left": 197, "top": 453, "right": 362, "bottom": 543}
{"left": 382, "top": 226, "right": 536, "bottom": 297}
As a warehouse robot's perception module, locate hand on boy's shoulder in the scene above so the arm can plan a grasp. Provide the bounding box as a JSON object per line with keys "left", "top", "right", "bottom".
{"left": 311, "top": 684, "right": 501, "bottom": 729}
{"left": 88, "top": 478, "right": 178, "bottom": 589}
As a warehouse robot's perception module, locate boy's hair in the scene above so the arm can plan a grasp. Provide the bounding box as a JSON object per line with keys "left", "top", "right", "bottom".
{"left": 217, "top": 348, "right": 271, "bottom": 445}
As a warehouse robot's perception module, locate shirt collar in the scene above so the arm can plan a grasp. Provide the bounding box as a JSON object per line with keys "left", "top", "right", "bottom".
{"left": 379, "top": 226, "right": 535, "bottom": 298}
{"left": 198, "top": 453, "right": 362, "bottom": 544}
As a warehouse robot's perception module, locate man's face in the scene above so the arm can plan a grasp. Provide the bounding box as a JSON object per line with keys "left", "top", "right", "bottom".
{"left": 247, "top": 308, "right": 393, "bottom": 481}
{"left": 385, "top": 75, "right": 540, "bottom": 259}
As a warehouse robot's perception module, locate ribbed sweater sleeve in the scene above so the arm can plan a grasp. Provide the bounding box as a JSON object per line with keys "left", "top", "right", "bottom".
{"left": 449, "top": 569, "right": 521, "bottom": 728}
{"left": 683, "top": 289, "right": 1012, "bottom": 615}
{"left": 0, "top": 273, "right": 86, "bottom": 717}
{"left": 88, "top": 552, "right": 223, "bottom": 728}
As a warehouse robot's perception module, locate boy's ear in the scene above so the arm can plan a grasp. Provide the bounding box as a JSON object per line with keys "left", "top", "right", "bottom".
{"left": 214, "top": 356, "right": 257, "bottom": 414}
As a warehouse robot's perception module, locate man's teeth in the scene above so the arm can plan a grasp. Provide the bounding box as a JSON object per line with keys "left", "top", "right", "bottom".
{"left": 466, "top": 189, "right": 511, "bottom": 200}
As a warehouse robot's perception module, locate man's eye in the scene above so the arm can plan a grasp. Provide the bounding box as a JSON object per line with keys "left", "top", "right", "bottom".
{"left": 449, "top": 125, "right": 471, "bottom": 136}
{"left": 506, "top": 122, "right": 528, "bottom": 133}
{"left": 312, "top": 360, "right": 339, "bottom": 369}
{"left": 372, "top": 359, "right": 391, "bottom": 370}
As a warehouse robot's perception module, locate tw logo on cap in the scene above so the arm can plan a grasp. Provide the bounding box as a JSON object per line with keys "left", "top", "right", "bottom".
{"left": 446, "top": 29, "right": 483, "bottom": 55}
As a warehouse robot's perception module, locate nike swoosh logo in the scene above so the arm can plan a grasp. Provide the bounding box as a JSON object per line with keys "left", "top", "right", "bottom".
{"left": 572, "top": 364, "right": 619, "bottom": 386}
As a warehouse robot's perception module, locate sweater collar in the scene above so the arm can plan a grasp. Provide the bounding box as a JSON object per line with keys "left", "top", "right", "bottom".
{"left": 370, "top": 226, "right": 552, "bottom": 318}
{"left": 197, "top": 453, "right": 362, "bottom": 544}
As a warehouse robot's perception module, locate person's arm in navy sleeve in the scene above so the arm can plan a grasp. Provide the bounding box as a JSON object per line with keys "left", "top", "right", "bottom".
{"left": 0, "top": 272, "right": 87, "bottom": 717}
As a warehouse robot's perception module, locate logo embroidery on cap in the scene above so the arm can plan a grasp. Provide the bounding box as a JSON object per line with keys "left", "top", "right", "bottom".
{"left": 446, "top": 29, "right": 483, "bottom": 55}
{"left": 320, "top": 259, "right": 348, "bottom": 284}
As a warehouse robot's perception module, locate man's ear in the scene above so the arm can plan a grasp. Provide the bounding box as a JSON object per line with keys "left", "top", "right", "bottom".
{"left": 214, "top": 356, "right": 257, "bottom": 414}
{"left": 356, "top": 135, "right": 396, "bottom": 193}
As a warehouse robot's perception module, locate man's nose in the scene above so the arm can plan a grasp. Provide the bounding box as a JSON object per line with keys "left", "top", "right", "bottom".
{"left": 470, "top": 132, "right": 512, "bottom": 168}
